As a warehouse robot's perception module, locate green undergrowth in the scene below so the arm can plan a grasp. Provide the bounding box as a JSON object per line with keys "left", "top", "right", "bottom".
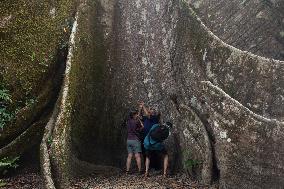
{"left": 183, "top": 149, "right": 202, "bottom": 180}
{"left": 183, "top": 150, "right": 201, "bottom": 169}
{"left": 0, "top": 85, "right": 14, "bottom": 129}
{"left": 0, "top": 156, "right": 19, "bottom": 176}
{"left": 0, "top": 156, "right": 19, "bottom": 187}
{"left": 0, "top": 81, "right": 40, "bottom": 129}
{"left": 185, "top": 158, "right": 201, "bottom": 169}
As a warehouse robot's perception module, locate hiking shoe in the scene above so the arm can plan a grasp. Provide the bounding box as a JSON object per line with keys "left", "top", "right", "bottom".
{"left": 144, "top": 172, "right": 149, "bottom": 179}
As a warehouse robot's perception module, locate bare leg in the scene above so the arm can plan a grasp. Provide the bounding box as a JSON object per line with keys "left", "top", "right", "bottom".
{"left": 144, "top": 156, "right": 150, "bottom": 177}
{"left": 126, "top": 153, "right": 133, "bottom": 172}
{"left": 134, "top": 153, "right": 142, "bottom": 172}
{"left": 163, "top": 154, "right": 169, "bottom": 177}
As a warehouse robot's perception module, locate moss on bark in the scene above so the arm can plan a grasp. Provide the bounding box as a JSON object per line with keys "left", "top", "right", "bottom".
{"left": 0, "top": 0, "right": 75, "bottom": 117}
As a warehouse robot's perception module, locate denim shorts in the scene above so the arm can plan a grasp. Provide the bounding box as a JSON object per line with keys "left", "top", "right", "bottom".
{"left": 127, "top": 140, "right": 142, "bottom": 153}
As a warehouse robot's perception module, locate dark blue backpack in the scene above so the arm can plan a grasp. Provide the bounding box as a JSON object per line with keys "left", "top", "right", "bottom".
{"left": 149, "top": 124, "right": 170, "bottom": 143}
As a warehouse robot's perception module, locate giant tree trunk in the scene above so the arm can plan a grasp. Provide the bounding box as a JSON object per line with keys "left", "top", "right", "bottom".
{"left": 1, "top": 0, "right": 284, "bottom": 189}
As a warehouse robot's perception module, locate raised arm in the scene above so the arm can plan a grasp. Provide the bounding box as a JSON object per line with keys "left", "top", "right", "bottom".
{"left": 138, "top": 119, "right": 144, "bottom": 129}
{"left": 142, "top": 103, "right": 150, "bottom": 118}
{"left": 138, "top": 101, "right": 143, "bottom": 118}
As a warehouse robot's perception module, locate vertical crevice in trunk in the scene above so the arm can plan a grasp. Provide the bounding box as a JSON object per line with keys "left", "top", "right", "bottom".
{"left": 198, "top": 111, "right": 220, "bottom": 182}
{"left": 189, "top": 102, "right": 220, "bottom": 183}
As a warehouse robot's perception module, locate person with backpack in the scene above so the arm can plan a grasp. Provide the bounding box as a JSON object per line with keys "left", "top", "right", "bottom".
{"left": 126, "top": 110, "right": 144, "bottom": 174}
{"left": 138, "top": 102, "right": 161, "bottom": 168}
{"left": 138, "top": 101, "right": 160, "bottom": 138}
{"left": 143, "top": 121, "right": 173, "bottom": 178}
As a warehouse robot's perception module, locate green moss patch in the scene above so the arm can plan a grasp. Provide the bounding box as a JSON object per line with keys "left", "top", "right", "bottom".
{"left": 0, "top": 0, "right": 75, "bottom": 114}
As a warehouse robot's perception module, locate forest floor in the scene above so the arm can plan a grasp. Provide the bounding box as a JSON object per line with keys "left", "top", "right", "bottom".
{"left": 1, "top": 166, "right": 216, "bottom": 189}
{"left": 70, "top": 171, "right": 216, "bottom": 189}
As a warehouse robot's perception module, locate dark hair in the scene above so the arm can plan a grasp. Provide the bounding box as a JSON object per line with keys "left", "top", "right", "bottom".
{"left": 129, "top": 109, "right": 138, "bottom": 119}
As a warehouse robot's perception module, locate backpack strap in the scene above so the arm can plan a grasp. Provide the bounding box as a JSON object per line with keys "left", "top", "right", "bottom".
{"left": 148, "top": 129, "right": 158, "bottom": 146}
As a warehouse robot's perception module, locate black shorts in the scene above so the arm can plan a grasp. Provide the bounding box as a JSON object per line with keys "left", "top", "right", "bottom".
{"left": 145, "top": 149, "right": 168, "bottom": 158}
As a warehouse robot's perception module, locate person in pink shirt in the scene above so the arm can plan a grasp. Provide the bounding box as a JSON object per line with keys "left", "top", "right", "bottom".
{"left": 125, "top": 110, "right": 144, "bottom": 174}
